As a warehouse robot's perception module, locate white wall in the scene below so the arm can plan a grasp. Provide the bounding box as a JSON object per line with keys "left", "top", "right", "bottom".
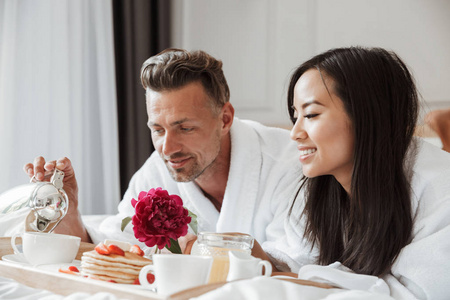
{"left": 172, "top": 0, "right": 450, "bottom": 127}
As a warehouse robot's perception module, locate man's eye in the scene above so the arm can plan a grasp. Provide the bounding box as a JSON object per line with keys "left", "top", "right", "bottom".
{"left": 151, "top": 128, "right": 164, "bottom": 135}
{"left": 304, "top": 114, "right": 318, "bottom": 119}
{"left": 181, "top": 127, "right": 194, "bottom": 132}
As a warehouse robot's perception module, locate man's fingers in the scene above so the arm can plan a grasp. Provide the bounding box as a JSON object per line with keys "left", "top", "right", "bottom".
{"left": 23, "top": 163, "right": 34, "bottom": 176}
{"left": 32, "top": 156, "right": 47, "bottom": 180}
{"left": 44, "top": 160, "right": 57, "bottom": 171}
{"left": 55, "top": 157, "right": 74, "bottom": 175}
{"left": 179, "top": 233, "right": 198, "bottom": 254}
{"left": 184, "top": 239, "right": 196, "bottom": 254}
{"left": 24, "top": 157, "right": 74, "bottom": 182}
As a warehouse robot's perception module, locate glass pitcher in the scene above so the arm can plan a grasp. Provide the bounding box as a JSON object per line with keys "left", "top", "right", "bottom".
{"left": 0, "top": 169, "right": 68, "bottom": 234}
{"left": 196, "top": 232, "right": 254, "bottom": 283}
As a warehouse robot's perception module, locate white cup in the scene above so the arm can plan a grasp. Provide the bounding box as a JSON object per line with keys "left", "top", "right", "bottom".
{"left": 226, "top": 251, "right": 272, "bottom": 281}
{"left": 139, "top": 254, "right": 213, "bottom": 296}
{"left": 11, "top": 232, "right": 81, "bottom": 266}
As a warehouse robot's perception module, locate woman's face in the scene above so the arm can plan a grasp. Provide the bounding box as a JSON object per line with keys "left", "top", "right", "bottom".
{"left": 290, "top": 69, "right": 355, "bottom": 193}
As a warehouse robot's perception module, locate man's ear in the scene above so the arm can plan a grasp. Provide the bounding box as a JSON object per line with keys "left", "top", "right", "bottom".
{"left": 221, "top": 102, "right": 234, "bottom": 133}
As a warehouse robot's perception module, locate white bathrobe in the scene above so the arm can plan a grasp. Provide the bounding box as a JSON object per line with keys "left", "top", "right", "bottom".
{"left": 262, "top": 139, "right": 450, "bottom": 300}
{"left": 89, "top": 118, "right": 302, "bottom": 250}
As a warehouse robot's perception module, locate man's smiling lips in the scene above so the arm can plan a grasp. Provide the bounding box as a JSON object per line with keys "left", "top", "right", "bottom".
{"left": 166, "top": 157, "right": 191, "bottom": 169}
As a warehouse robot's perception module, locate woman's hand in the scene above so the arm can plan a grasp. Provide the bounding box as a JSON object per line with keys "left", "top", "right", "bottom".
{"left": 251, "top": 239, "right": 281, "bottom": 273}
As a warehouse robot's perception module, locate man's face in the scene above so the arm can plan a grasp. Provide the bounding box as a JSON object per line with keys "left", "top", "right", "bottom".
{"left": 146, "top": 81, "right": 224, "bottom": 182}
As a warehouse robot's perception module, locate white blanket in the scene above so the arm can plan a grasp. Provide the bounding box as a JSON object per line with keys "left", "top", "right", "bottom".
{"left": 90, "top": 118, "right": 301, "bottom": 251}
{"left": 192, "top": 275, "right": 395, "bottom": 300}
{"left": 262, "top": 139, "right": 450, "bottom": 300}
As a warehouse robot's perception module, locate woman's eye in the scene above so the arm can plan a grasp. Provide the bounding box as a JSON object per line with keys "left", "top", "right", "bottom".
{"left": 304, "top": 114, "right": 318, "bottom": 119}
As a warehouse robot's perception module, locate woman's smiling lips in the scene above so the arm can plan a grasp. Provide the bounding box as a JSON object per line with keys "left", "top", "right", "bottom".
{"left": 297, "top": 147, "right": 317, "bottom": 162}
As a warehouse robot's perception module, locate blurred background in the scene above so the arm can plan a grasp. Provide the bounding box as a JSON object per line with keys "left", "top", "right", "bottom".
{"left": 1, "top": 0, "right": 449, "bottom": 215}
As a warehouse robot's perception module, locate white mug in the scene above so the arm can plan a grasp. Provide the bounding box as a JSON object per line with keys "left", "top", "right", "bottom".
{"left": 226, "top": 251, "right": 272, "bottom": 281}
{"left": 11, "top": 231, "right": 81, "bottom": 266}
{"left": 139, "top": 254, "right": 213, "bottom": 296}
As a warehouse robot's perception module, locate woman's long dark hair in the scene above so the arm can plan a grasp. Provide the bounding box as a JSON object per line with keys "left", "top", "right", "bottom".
{"left": 288, "top": 47, "right": 418, "bottom": 276}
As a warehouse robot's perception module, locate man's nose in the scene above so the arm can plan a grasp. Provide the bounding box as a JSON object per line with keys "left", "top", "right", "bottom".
{"left": 162, "top": 132, "right": 182, "bottom": 157}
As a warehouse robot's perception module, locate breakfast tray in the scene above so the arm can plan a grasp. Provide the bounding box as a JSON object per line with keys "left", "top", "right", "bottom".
{"left": 0, "top": 237, "right": 164, "bottom": 299}
{"left": 0, "top": 237, "right": 334, "bottom": 299}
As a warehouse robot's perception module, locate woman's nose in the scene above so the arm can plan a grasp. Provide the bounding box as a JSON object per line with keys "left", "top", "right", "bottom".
{"left": 290, "top": 119, "right": 308, "bottom": 141}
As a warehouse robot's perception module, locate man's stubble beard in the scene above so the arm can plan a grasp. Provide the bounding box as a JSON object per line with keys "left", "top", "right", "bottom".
{"left": 167, "top": 156, "right": 217, "bottom": 182}
{"left": 165, "top": 129, "right": 222, "bottom": 183}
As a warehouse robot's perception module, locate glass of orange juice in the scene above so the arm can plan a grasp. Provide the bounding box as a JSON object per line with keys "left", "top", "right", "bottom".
{"left": 196, "top": 232, "right": 254, "bottom": 283}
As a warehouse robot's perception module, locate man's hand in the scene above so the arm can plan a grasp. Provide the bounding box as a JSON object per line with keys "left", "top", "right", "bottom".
{"left": 178, "top": 233, "right": 198, "bottom": 254}
{"left": 24, "top": 156, "right": 78, "bottom": 209}
{"left": 23, "top": 156, "right": 91, "bottom": 242}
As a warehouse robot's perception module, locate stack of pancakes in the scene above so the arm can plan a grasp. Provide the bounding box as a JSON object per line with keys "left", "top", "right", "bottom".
{"left": 81, "top": 250, "right": 152, "bottom": 284}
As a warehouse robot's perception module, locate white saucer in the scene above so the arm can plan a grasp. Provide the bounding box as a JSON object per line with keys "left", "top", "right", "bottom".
{"left": 1, "top": 254, "right": 80, "bottom": 270}
{"left": 1, "top": 253, "right": 28, "bottom": 265}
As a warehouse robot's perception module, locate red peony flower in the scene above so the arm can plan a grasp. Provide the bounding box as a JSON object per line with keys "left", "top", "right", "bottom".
{"left": 130, "top": 187, "right": 191, "bottom": 250}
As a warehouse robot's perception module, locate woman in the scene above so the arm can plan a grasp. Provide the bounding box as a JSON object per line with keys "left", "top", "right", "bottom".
{"left": 262, "top": 47, "right": 450, "bottom": 299}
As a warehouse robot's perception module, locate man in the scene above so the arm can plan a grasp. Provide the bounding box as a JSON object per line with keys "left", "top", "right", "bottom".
{"left": 25, "top": 49, "right": 301, "bottom": 251}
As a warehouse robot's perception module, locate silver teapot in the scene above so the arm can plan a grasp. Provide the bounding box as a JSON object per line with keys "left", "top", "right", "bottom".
{"left": 0, "top": 169, "right": 68, "bottom": 233}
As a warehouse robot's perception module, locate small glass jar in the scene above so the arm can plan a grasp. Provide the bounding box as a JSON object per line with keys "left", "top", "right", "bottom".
{"left": 197, "top": 232, "right": 254, "bottom": 283}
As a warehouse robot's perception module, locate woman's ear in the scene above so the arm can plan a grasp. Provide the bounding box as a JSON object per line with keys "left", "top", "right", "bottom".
{"left": 221, "top": 102, "right": 235, "bottom": 132}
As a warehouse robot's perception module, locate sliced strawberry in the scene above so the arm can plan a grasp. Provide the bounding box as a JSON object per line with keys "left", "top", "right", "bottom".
{"left": 133, "top": 278, "right": 140, "bottom": 285}
{"left": 147, "top": 273, "right": 155, "bottom": 284}
{"left": 95, "top": 243, "right": 110, "bottom": 255}
{"left": 107, "top": 279, "right": 117, "bottom": 283}
{"left": 68, "top": 266, "right": 79, "bottom": 272}
{"left": 130, "top": 245, "right": 144, "bottom": 256}
{"left": 58, "top": 268, "right": 79, "bottom": 275}
{"left": 107, "top": 244, "right": 125, "bottom": 256}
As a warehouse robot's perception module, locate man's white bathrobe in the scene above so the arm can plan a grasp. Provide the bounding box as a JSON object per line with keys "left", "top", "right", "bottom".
{"left": 262, "top": 139, "right": 450, "bottom": 300}
{"left": 89, "top": 118, "right": 302, "bottom": 248}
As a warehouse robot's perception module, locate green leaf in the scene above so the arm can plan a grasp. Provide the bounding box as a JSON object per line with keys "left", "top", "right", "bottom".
{"left": 121, "top": 217, "right": 132, "bottom": 232}
{"left": 188, "top": 210, "right": 198, "bottom": 235}
{"left": 165, "top": 238, "right": 182, "bottom": 254}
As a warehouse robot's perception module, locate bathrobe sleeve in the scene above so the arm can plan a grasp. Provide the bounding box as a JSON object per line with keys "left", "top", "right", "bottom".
{"left": 384, "top": 141, "right": 450, "bottom": 300}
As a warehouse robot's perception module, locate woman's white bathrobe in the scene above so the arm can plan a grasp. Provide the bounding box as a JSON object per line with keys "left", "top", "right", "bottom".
{"left": 89, "top": 118, "right": 302, "bottom": 249}
{"left": 262, "top": 139, "right": 450, "bottom": 300}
